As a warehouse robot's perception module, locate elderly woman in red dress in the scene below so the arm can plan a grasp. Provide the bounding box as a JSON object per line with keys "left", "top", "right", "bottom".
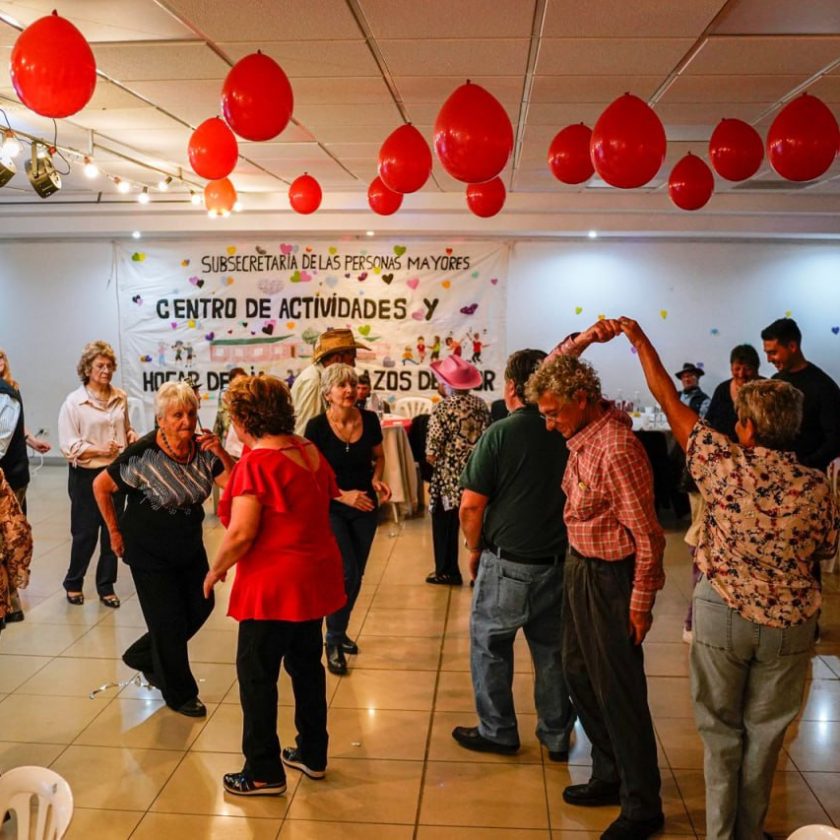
{"left": 204, "top": 375, "right": 346, "bottom": 796}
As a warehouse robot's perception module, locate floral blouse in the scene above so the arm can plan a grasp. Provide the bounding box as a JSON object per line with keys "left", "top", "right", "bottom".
{"left": 426, "top": 393, "right": 490, "bottom": 512}
{"left": 0, "top": 468, "right": 32, "bottom": 620}
{"left": 687, "top": 421, "right": 839, "bottom": 627}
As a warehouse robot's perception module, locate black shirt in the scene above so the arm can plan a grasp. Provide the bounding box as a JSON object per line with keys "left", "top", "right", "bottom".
{"left": 705, "top": 379, "right": 738, "bottom": 442}
{"left": 108, "top": 431, "right": 222, "bottom": 568}
{"left": 774, "top": 363, "right": 840, "bottom": 470}
{"left": 305, "top": 409, "right": 383, "bottom": 502}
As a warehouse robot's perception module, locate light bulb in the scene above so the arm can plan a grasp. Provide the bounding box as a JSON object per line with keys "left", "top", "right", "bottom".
{"left": 117, "top": 179, "right": 131, "bottom": 194}
{"left": 35, "top": 144, "right": 48, "bottom": 160}
{"left": 83, "top": 157, "right": 98, "bottom": 178}
{"left": 191, "top": 191, "right": 201, "bottom": 205}
{"left": 131, "top": 231, "right": 141, "bottom": 239}
{"left": 2, "top": 131, "right": 21, "bottom": 158}
{"left": 233, "top": 201, "right": 242, "bottom": 212}
{"left": 158, "top": 176, "right": 171, "bottom": 191}
{"left": 138, "top": 187, "right": 150, "bottom": 204}
{"left": 588, "top": 230, "right": 598, "bottom": 239}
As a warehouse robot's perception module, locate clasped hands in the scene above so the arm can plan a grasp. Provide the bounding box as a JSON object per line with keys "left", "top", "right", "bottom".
{"left": 580, "top": 316, "right": 647, "bottom": 348}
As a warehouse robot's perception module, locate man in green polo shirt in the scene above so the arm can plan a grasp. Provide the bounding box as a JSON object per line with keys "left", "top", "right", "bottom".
{"left": 453, "top": 349, "right": 575, "bottom": 757}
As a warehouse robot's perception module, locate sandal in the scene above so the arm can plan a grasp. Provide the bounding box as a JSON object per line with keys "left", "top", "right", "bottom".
{"left": 222, "top": 771, "right": 286, "bottom": 796}
{"left": 99, "top": 594, "right": 121, "bottom": 609}
{"left": 66, "top": 592, "right": 85, "bottom": 605}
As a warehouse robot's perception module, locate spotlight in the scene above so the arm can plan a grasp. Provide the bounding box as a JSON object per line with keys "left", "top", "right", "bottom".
{"left": 138, "top": 187, "right": 150, "bottom": 204}
{"left": 0, "top": 153, "right": 16, "bottom": 188}
{"left": 1, "top": 130, "right": 21, "bottom": 158}
{"left": 158, "top": 175, "right": 172, "bottom": 191}
{"left": 83, "top": 156, "right": 98, "bottom": 178}
{"left": 25, "top": 143, "right": 61, "bottom": 198}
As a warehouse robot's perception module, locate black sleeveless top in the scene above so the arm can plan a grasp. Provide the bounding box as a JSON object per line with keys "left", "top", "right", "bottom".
{"left": 0, "top": 379, "right": 28, "bottom": 491}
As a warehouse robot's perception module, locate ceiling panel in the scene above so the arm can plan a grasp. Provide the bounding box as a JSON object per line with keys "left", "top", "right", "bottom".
{"left": 654, "top": 101, "right": 775, "bottom": 126}
{"left": 378, "top": 39, "right": 530, "bottom": 77}
{"left": 713, "top": 0, "right": 840, "bottom": 36}
{"left": 289, "top": 77, "right": 395, "bottom": 105}
{"left": 659, "top": 74, "right": 811, "bottom": 104}
{"left": 93, "top": 42, "right": 230, "bottom": 81}
{"left": 293, "top": 102, "right": 404, "bottom": 128}
{"left": 686, "top": 36, "right": 840, "bottom": 75}
{"left": 537, "top": 38, "right": 695, "bottom": 76}
{"left": 544, "top": 0, "right": 726, "bottom": 37}
{"left": 531, "top": 75, "right": 661, "bottom": 103}
{"left": 70, "top": 108, "right": 188, "bottom": 132}
{"left": 394, "top": 76, "right": 524, "bottom": 103}
{"left": 360, "top": 0, "right": 536, "bottom": 39}
{"left": 218, "top": 40, "right": 380, "bottom": 77}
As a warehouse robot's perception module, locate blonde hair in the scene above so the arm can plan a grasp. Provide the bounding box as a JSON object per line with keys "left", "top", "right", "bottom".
{"left": 155, "top": 381, "right": 198, "bottom": 420}
{"left": 0, "top": 348, "right": 19, "bottom": 390}
{"left": 735, "top": 379, "right": 803, "bottom": 451}
{"left": 321, "top": 363, "right": 358, "bottom": 399}
{"left": 76, "top": 340, "right": 117, "bottom": 383}
{"left": 526, "top": 355, "right": 601, "bottom": 405}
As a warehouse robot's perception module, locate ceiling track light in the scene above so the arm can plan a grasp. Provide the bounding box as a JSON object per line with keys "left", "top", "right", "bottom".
{"left": 25, "top": 143, "right": 61, "bottom": 198}
{"left": 0, "top": 152, "right": 15, "bottom": 188}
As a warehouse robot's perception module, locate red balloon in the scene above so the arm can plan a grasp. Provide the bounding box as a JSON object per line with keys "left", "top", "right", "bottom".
{"left": 466, "top": 177, "right": 506, "bottom": 218}
{"left": 188, "top": 118, "right": 239, "bottom": 180}
{"left": 221, "top": 52, "right": 294, "bottom": 142}
{"left": 668, "top": 153, "right": 714, "bottom": 211}
{"left": 10, "top": 11, "right": 96, "bottom": 118}
{"left": 204, "top": 178, "right": 237, "bottom": 215}
{"left": 767, "top": 93, "right": 839, "bottom": 181}
{"left": 378, "top": 124, "right": 432, "bottom": 194}
{"left": 289, "top": 173, "right": 322, "bottom": 214}
{"left": 548, "top": 123, "right": 594, "bottom": 184}
{"left": 590, "top": 94, "right": 666, "bottom": 188}
{"left": 434, "top": 82, "right": 513, "bottom": 183}
{"left": 368, "top": 177, "right": 403, "bottom": 215}
{"left": 708, "top": 118, "right": 763, "bottom": 182}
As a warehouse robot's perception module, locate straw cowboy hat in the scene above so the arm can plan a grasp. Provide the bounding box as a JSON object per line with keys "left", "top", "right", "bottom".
{"left": 430, "top": 354, "right": 482, "bottom": 390}
{"left": 312, "top": 328, "right": 369, "bottom": 364}
{"left": 673, "top": 362, "right": 705, "bottom": 379}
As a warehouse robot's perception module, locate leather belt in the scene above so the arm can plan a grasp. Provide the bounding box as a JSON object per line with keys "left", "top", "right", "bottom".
{"left": 486, "top": 543, "right": 566, "bottom": 566}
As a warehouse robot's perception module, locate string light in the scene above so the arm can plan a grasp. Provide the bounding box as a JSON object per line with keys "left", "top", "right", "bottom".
{"left": 1, "top": 130, "right": 21, "bottom": 158}
{"left": 115, "top": 177, "right": 131, "bottom": 194}
{"left": 138, "top": 186, "right": 150, "bottom": 204}
{"left": 158, "top": 175, "right": 172, "bottom": 191}
{"left": 83, "top": 156, "right": 98, "bottom": 178}
{"left": 190, "top": 190, "right": 202, "bottom": 205}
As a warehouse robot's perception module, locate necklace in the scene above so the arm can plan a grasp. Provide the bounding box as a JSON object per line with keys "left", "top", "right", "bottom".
{"left": 328, "top": 408, "right": 360, "bottom": 453}
{"left": 158, "top": 428, "right": 194, "bottom": 464}
{"left": 85, "top": 386, "right": 110, "bottom": 406}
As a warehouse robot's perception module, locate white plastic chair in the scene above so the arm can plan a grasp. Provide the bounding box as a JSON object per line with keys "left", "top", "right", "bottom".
{"left": 788, "top": 826, "right": 840, "bottom": 840}
{"left": 393, "top": 396, "right": 433, "bottom": 418}
{"left": 826, "top": 458, "right": 840, "bottom": 574}
{"left": 0, "top": 766, "right": 74, "bottom": 839}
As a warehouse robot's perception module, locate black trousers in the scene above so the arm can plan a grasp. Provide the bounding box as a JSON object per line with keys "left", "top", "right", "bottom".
{"left": 563, "top": 551, "right": 662, "bottom": 821}
{"left": 123, "top": 552, "right": 213, "bottom": 709}
{"left": 237, "top": 618, "right": 328, "bottom": 783}
{"left": 431, "top": 506, "right": 461, "bottom": 577}
{"left": 64, "top": 466, "right": 124, "bottom": 596}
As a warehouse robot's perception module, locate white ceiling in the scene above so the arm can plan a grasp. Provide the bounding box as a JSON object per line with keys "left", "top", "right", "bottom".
{"left": 0, "top": 0, "right": 838, "bottom": 238}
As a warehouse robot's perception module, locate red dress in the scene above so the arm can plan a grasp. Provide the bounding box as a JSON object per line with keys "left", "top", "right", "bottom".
{"left": 218, "top": 444, "right": 346, "bottom": 622}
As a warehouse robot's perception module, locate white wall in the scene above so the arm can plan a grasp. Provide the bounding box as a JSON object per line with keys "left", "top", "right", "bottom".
{"left": 508, "top": 240, "right": 840, "bottom": 404}
{"left": 3, "top": 237, "right": 840, "bottom": 450}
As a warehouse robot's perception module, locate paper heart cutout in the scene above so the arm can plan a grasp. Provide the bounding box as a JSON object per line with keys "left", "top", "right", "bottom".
{"left": 460, "top": 303, "right": 478, "bottom": 316}
{"left": 287, "top": 321, "right": 296, "bottom": 329}
{"left": 325, "top": 276, "right": 339, "bottom": 288}
{"left": 224, "top": 276, "right": 234, "bottom": 286}
{"left": 359, "top": 325, "right": 372, "bottom": 336}
{"left": 373, "top": 266, "right": 381, "bottom": 275}
{"left": 170, "top": 322, "right": 178, "bottom": 329}
{"left": 406, "top": 277, "right": 419, "bottom": 290}
{"left": 382, "top": 356, "right": 396, "bottom": 368}
{"left": 240, "top": 321, "right": 248, "bottom": 327}
{"left": 280, "top": 243, "right": 293, "bottom": 255}
{"left": 293, "top": 245, "right": 300, "bottom": 253}
{"left": 227, "top": 246, "right": 236, "bottom": 255}
{"left": 471, "top": 271, "right": 479, "bottom": 278}
{"left": 305, "top": 246, "right": 312, "bottom": 253}
{"left": 832, "top": 327, "right": 840, "bottom": 335}
{"left": 227, "top": 329, "right": 234, "bottom": 335}
{"left": 441, "top": 280, "right": 451, "bottom": 289}
{"left": 785, "top": 310, "right": 792, "bottom": 318}
{"left": 710, "top": 328, "right": 719, "bottom": 335}
{"left": 181, "top": 259, "right": 190, "bottom": 267}
{"left": 393, "top": 245, "right": 406, "bottom": 257}
{"left": 344, "top": 273, "right": 351, "bottom": 279}
{"left": 140, "top": 355, "right": 152, "bottom": 363}
{"left": 300, "top": 271, "right": 312, "bottom": 282}
{"left": 630, "top": 346, "right": 638, "bottom": 355}
{"left": 358, "top": 272, "right": 368, "bottom": 282}
{"left": 131, "top": 252, "right": 145, "bottom": 262}
{"left": 490, "top": 277, "right": 498, "bottom": 285}
{"left": 445, "top": 247, "right": 453, "bottom": 255}
{"left": 411, "top": 309, "right": 425, "bottom": 321}
{"left": 328, "top": 246, "right": 337, "bottom": 255}
{"left": 256, "top": 246, "right": 267, "bottom": 255}
{"left": 575, "top": 306, "right": 583, "bottom": 315}
{"left": 251, "top": 331, "right": 256, "bottom": 335}
{"left": 598, "top": 314, "right": 606, "bottom": 321}
{"left": 131, "top": 295, "right": 142, "bottom": 305}
{"left": 189, "top": 276, "right": 204, "bottom": 287}
{"left": 381, "top": 273, "right": 394, "bottom": 285}
{"left": 188, "top": 319, "right": 196, "bottom": 328}
{"left": 205, "top": 332, "right": 215, "bottom": 341}
{"left": 262, "top": 323, "right": 275, "bottom": 336}
{"left": 290, "top": 271, "right": 302, "bottom": 283}
{"left": 659, "top": 310, "right": 668, "bottom": 319}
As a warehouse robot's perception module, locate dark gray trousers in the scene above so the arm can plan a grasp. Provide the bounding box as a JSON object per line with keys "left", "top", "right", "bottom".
{"left": 562, "top": 551, "right": 662, "bottom": 821}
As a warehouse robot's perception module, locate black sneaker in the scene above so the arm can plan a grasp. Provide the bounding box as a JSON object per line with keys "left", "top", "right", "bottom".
{"left": 451, "top": 725, "right": 519, "bottom": 755}
{"left": 223, "top": 771, "right": 286, "bottom": 796}
{"left": 600, "top": 813, "right": 664, "bottom": 840}
{"left": 281, "top": 747, "right": 326, "bottom": 780}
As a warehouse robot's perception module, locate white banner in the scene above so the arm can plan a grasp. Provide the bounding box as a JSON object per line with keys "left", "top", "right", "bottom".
{"left": 116, "top": 239, "right": 509, "bottom": 429}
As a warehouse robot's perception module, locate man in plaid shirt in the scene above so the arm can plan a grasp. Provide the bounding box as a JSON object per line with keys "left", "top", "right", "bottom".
{"left": 527, "top": 320, "right": 665, "bottom": 840}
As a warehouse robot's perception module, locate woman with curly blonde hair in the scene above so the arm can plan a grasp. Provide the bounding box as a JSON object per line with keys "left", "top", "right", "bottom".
{"left": 58, "top": 340, "right": 136, "bottom": 607}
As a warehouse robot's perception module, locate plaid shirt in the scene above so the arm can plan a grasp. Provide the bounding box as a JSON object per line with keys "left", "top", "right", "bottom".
{"left": 563, "top": 404, "right": 666, "bottom": 613}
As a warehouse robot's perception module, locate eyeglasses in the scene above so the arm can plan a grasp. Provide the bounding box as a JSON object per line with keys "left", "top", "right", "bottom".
{"left": 91, "top": 362, "right": 115, "bottom": 372}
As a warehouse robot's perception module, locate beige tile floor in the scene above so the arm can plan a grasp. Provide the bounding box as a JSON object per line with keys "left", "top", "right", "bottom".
{"left": 2, "top": 465, "right": 840, "bottom": 839}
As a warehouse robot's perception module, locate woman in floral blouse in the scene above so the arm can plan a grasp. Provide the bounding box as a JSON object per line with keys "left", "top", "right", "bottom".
{"left": 425, "top": 356, "right": 490, "bottom": 585}
{"left": 615, "top": 317, "right": 838, "bottom": 840}
{"left": 0, "top": 467, "right": 32, "bottom": 635}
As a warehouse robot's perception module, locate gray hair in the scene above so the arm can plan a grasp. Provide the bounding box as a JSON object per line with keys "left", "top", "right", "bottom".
{"left": 321, "top": 363, "right": 358, "bottom": 398}
{"left": 525, "top": 354, "right": 601, "bottom": 405}
{"left": 735, "top": 379, "right": 803, "bottom": 451}
{"left": 155, "top": 381, "right": 198, "bottom": 420}
{"left": 76, "top": 340, "right": 117, "bottom": 383}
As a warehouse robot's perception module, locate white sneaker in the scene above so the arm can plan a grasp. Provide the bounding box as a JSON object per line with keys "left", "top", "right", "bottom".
{"left": 682, "top": 628, "right": 693, "bottom": 644}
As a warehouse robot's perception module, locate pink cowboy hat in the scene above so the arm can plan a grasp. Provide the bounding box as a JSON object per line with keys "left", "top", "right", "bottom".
{"left": 430, "top": 354, "right": 482, "bottom": 390}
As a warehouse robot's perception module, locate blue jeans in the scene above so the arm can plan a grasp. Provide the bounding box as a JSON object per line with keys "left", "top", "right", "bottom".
{"left": 325, "top": 504, "right": 378, "bottom": 646}
{"left": 691, "top": 575, "right": 816, "bottom": 840}
{"left": 470, "top": 550, "right": 576, "bottom": 750}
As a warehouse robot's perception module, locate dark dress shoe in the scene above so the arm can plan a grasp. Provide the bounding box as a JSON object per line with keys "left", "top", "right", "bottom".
{"left": 548, "top": 749, "right": 569, "bottom": 762}
{"left": 601, "top": 813, "right": 664, "bottom": 840}
{"left": 4, "top": 609, "right": 24, "bottom": 623}
{"left": 172, "top": 698, "right": 206, "bottom": 717}
{"left": 451, "top": 725, "right": 519, "bottom": 755}
{"left": 563, "top": 779, "right": 622, "bottom": 806}
{"left": 326, "top": 644, "right": 347, "bottom": 675}
{"left": 340, "top": 637, "right": 359, "bottom": 655}
{"left": 425, "top": 571, "right": 463, "bottom": 586}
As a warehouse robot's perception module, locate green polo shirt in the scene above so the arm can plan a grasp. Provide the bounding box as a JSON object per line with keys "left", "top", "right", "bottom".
{"left": 459, "top": 404, "right": 568, "bottom": 558}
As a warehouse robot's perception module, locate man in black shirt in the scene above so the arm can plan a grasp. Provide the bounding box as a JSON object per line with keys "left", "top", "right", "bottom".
{"left": 761, "top": 318, "right": 840, "bottom": 470}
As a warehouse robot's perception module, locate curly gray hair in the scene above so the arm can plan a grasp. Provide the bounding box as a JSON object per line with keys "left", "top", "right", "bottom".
{"left": 735, "top": 379, "right": 802, "bottom": 451}
{"left": 76, "top": 340, "right": 117, "bottom": 383}
{"left": 525, "top": 354, "right": 601, "bottom": 405}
